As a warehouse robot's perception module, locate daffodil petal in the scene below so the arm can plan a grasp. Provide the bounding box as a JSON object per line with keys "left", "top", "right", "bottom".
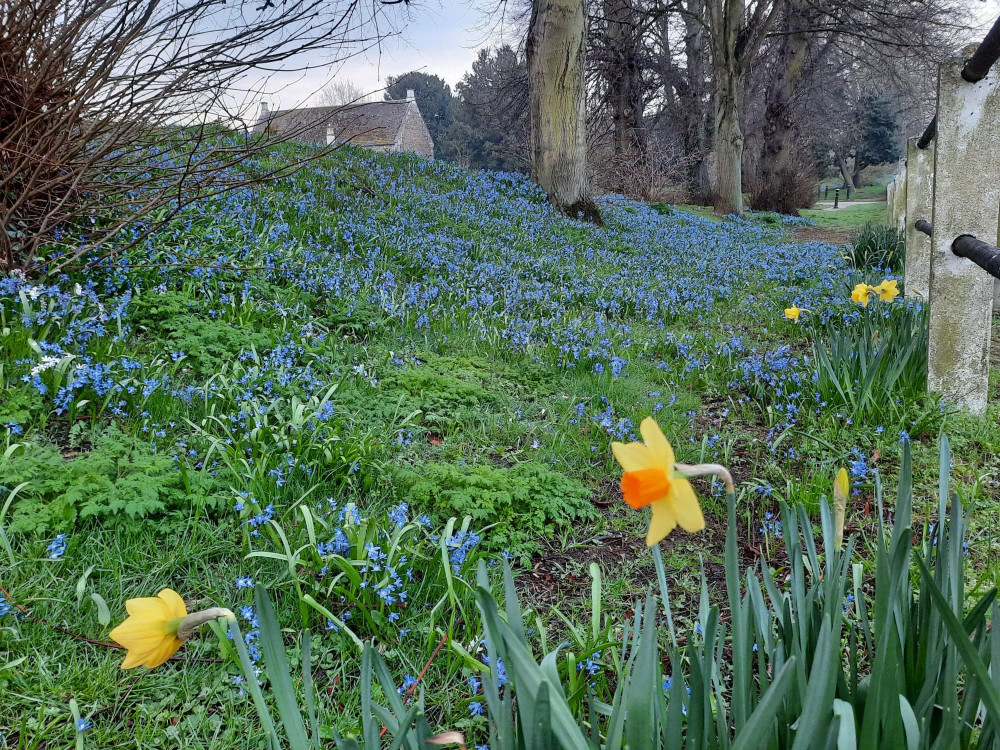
{"left": 109, "top": 616, "right": 169, "bottom": 646}
{"left": 670, "top": 479, "right": 705, "bottom": 532}
{"left": 124, "top": 597, "right": 170, "bottom": 619}
{"left": 157, "top": 589, "right": 187, "bottom": 619}
{"left": 144, "top": 637, "right": 183, "bottom": 668}
{"left": 645, "top": 498, "right": 677, "bottom": 546}
{"left": 121, "top": 646, "right": 156, "bottom": 670}
{"left": 638, "top": 418, "right": 674, "bottom": 469}
{"left": 611, "top": 441, "right": 656, "bottom": 472}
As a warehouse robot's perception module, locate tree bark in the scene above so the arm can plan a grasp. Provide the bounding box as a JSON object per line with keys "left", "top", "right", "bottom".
{"left": 706, "top": 0, "right": 784, "bottom": 215}
{"left": 604, "top": 0, "right": 645, "bottom": 157}
{"left": 713, "top": 66, "right": 744, "bottom": 215}
{"left": 681, "top": 0, "right": 712, "bottom": 201}
{"left": 707, "top": 0, "right": 745, "bottom": 215}
{"left": 833, "top": 152, "right": 854, "bottom": 190}
{"left": 754, "top": 1, "right": 811, "bottom": 213}
{"left": 527, "top": 0, "right": 601, "bottom": 223}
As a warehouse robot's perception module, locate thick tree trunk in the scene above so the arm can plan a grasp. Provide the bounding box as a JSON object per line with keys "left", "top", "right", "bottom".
{"left": 527, "top": 0, "right": 601, "bottom": 223}
{"left": 707, "top": 0, "right": 744, "bottom": 215}
{"left": 754, "top": 2, "right": 811, "bottom": 214}
{"left": 681, "top": 0, "right": 712, "bottom": 201}
{"left": 713, "top": 60, "right": 744, "bottom": 215}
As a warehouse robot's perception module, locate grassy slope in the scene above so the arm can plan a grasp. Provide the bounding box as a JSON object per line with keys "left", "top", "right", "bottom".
{"left": 2, "top": 144, "right": 999, "bottom": 745}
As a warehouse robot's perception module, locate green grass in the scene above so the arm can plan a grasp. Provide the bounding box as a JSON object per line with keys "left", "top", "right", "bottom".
{"left": 818, "top": 181, "right": 887, "bottom": 202}
{"left": 800, "top": 201, "right": 888, "bottom": 232}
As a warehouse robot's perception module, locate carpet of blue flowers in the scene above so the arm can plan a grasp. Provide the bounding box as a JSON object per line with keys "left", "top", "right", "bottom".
{"left": 1, "top": 142, "right": 999, "bottom": 745}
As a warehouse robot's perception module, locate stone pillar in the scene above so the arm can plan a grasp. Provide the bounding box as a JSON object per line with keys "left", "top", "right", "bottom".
{"left": 904, "top": 138, "right": 934, "bottom": 300}
{"left": 927, "top": 55, "right": 1000, "bottom": 415}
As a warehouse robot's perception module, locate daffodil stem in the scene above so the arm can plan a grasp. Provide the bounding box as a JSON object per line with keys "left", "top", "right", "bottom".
{"left": 177, "top": 608, "right": 235, "bottom": 641}
{"left": 674, "top": 462, "right": 735, "bottom": 494}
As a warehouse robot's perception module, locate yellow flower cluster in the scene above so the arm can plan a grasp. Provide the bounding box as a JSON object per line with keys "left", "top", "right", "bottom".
{"left": 851, "top": 279, "right": 899, "bottom": 307}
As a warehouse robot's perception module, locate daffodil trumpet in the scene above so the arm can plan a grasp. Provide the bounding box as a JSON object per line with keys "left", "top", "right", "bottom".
{"left": 612, "top": 418, "right": 730, "bottom": 546}
{"left": 109, "top": 588, "right": 234, "bottom": 669}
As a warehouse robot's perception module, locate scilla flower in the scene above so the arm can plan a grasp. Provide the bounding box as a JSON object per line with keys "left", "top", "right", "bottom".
{"left": 612, "top": 418, "right": 706, "bottom": 545}
{"left": 109, "top": 588, "right": 233, "bottom": 669}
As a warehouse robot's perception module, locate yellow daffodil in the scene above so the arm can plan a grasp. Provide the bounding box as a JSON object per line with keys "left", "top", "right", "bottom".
{"left": 874, "top": 279, "right": 899, "bottom": 302}
{"left": 851, "top": 283, "right": 873, "bottom": 306}
{"left": 612, "top": 418, "right": 705, "bottom": 546}
{"left": 109, "top": 588, "right": 233, "bottom": 669}
{"left": 784, "top": 306, "right": 805, "bottom": 322}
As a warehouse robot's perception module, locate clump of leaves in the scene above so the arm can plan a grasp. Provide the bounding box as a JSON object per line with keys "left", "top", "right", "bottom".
{"left": 1, "top": 427, "right": 225, "bottom": 531}
{"left": 846, "top": 222, "right": 904, "bottom": 271}
{"left": 386, "top": 355, "right": 507, "bottom": 430}
{"left": 812, "top": 301, "right": 929, "bottom": 423}
{"left": 392, "top": 460, "right": 596, "bottom": 558}
{"left": 131, "top": 292, "right": 276, "bottom": 376}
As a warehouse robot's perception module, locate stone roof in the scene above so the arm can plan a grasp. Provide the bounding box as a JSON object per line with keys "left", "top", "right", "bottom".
{"left": 254, "top": 101, "right": 411, "bottom": 146}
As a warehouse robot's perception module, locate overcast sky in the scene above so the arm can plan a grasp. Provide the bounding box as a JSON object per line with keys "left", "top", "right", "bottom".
{"left": 257, "top": 0, "right": 1000, "bottom": 113}
{"left": 259, "top": 1, "right": 500, "bottom": 112}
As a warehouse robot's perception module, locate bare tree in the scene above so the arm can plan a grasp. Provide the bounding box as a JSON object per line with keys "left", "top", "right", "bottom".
{"left": 1, "top": 0, "right": 400, "bottom": 274}
{"left": 526, "top": 0, "right": 601, "bottom": 222}
{"left": 315, "top": 79, "right": 375, "bottom": 107}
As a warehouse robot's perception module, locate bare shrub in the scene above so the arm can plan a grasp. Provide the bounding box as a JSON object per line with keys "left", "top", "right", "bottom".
{"left": 747, "top": 153, "right": 818, "bottom": 215}
{"left": 0, "top": 0, "right": 397, "bottom": 273}
{"left": 590, "top": 139, "right": 698, "bottom": 204}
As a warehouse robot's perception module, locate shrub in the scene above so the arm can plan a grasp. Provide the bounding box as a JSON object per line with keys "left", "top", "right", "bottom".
{"left": 392, "top": 461, "right": 596, "bottom": 559}
{"left": 846, "top": 222, "right": 904, "bottom": 271}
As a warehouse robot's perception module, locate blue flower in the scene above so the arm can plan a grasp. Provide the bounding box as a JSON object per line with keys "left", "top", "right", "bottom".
{"left": 46, "top": 534, "right": 67, "bottom": 560}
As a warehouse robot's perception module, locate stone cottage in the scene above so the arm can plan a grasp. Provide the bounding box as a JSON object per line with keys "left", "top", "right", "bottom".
{"left": 254, "top": 89, "right": 434, "bottom": 158}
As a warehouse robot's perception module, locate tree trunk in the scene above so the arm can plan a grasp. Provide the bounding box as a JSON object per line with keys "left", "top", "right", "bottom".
{"left": 707, "top": 0, "right": 745, "bottom": 215}
{"left": 604, "top": 0, "right": 645, "bottom": 157}
{"left": 754, "top": 2, "right": 811, "bottom": 214}
{"left": 527, "top": 0, "right": 601, "bottom": 223}
{"left": 837, "top": 152, "right": 857, "bottom": 191}
{"left": 851, "top": 159, "right": 864, "bottom": 189}
{"left": 681, "top": 0, "right": 712, "bottom": 201}
{"left": 713, "top": 58, "right": 744, "bottom": 215}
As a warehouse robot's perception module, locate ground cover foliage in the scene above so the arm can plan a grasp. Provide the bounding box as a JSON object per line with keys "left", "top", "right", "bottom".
{"left": 2, "top": 143, "right": 1000, "bottom": 746}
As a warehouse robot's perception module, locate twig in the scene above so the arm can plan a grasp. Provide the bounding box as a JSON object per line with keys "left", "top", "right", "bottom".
{"left": 379, "top": 627, "right": 452, "bottom": 738}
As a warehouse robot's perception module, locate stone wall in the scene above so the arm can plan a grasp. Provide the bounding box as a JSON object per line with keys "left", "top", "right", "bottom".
{"left": 398, "top": 103, "right": 434, "bottom": 159}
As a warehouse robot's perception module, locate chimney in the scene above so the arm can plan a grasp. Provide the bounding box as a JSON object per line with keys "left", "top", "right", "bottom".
{"left": 405, "top": 89, "right": 415, "bottom": 102}
{"left": 259, "top": 101, "right": 270, "bottom": 121}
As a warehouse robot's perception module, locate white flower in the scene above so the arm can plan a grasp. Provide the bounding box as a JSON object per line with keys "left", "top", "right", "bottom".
{"left": 31, "top": 356, "right": 61, "bottom": 376}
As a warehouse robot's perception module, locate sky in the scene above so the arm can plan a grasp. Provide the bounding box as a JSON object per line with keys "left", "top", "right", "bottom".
{"left": 259, "top": 1, "right": 504, "bottom": 112}
{"left": 256, "top": 0, "right": 1000, "bottom": 114}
